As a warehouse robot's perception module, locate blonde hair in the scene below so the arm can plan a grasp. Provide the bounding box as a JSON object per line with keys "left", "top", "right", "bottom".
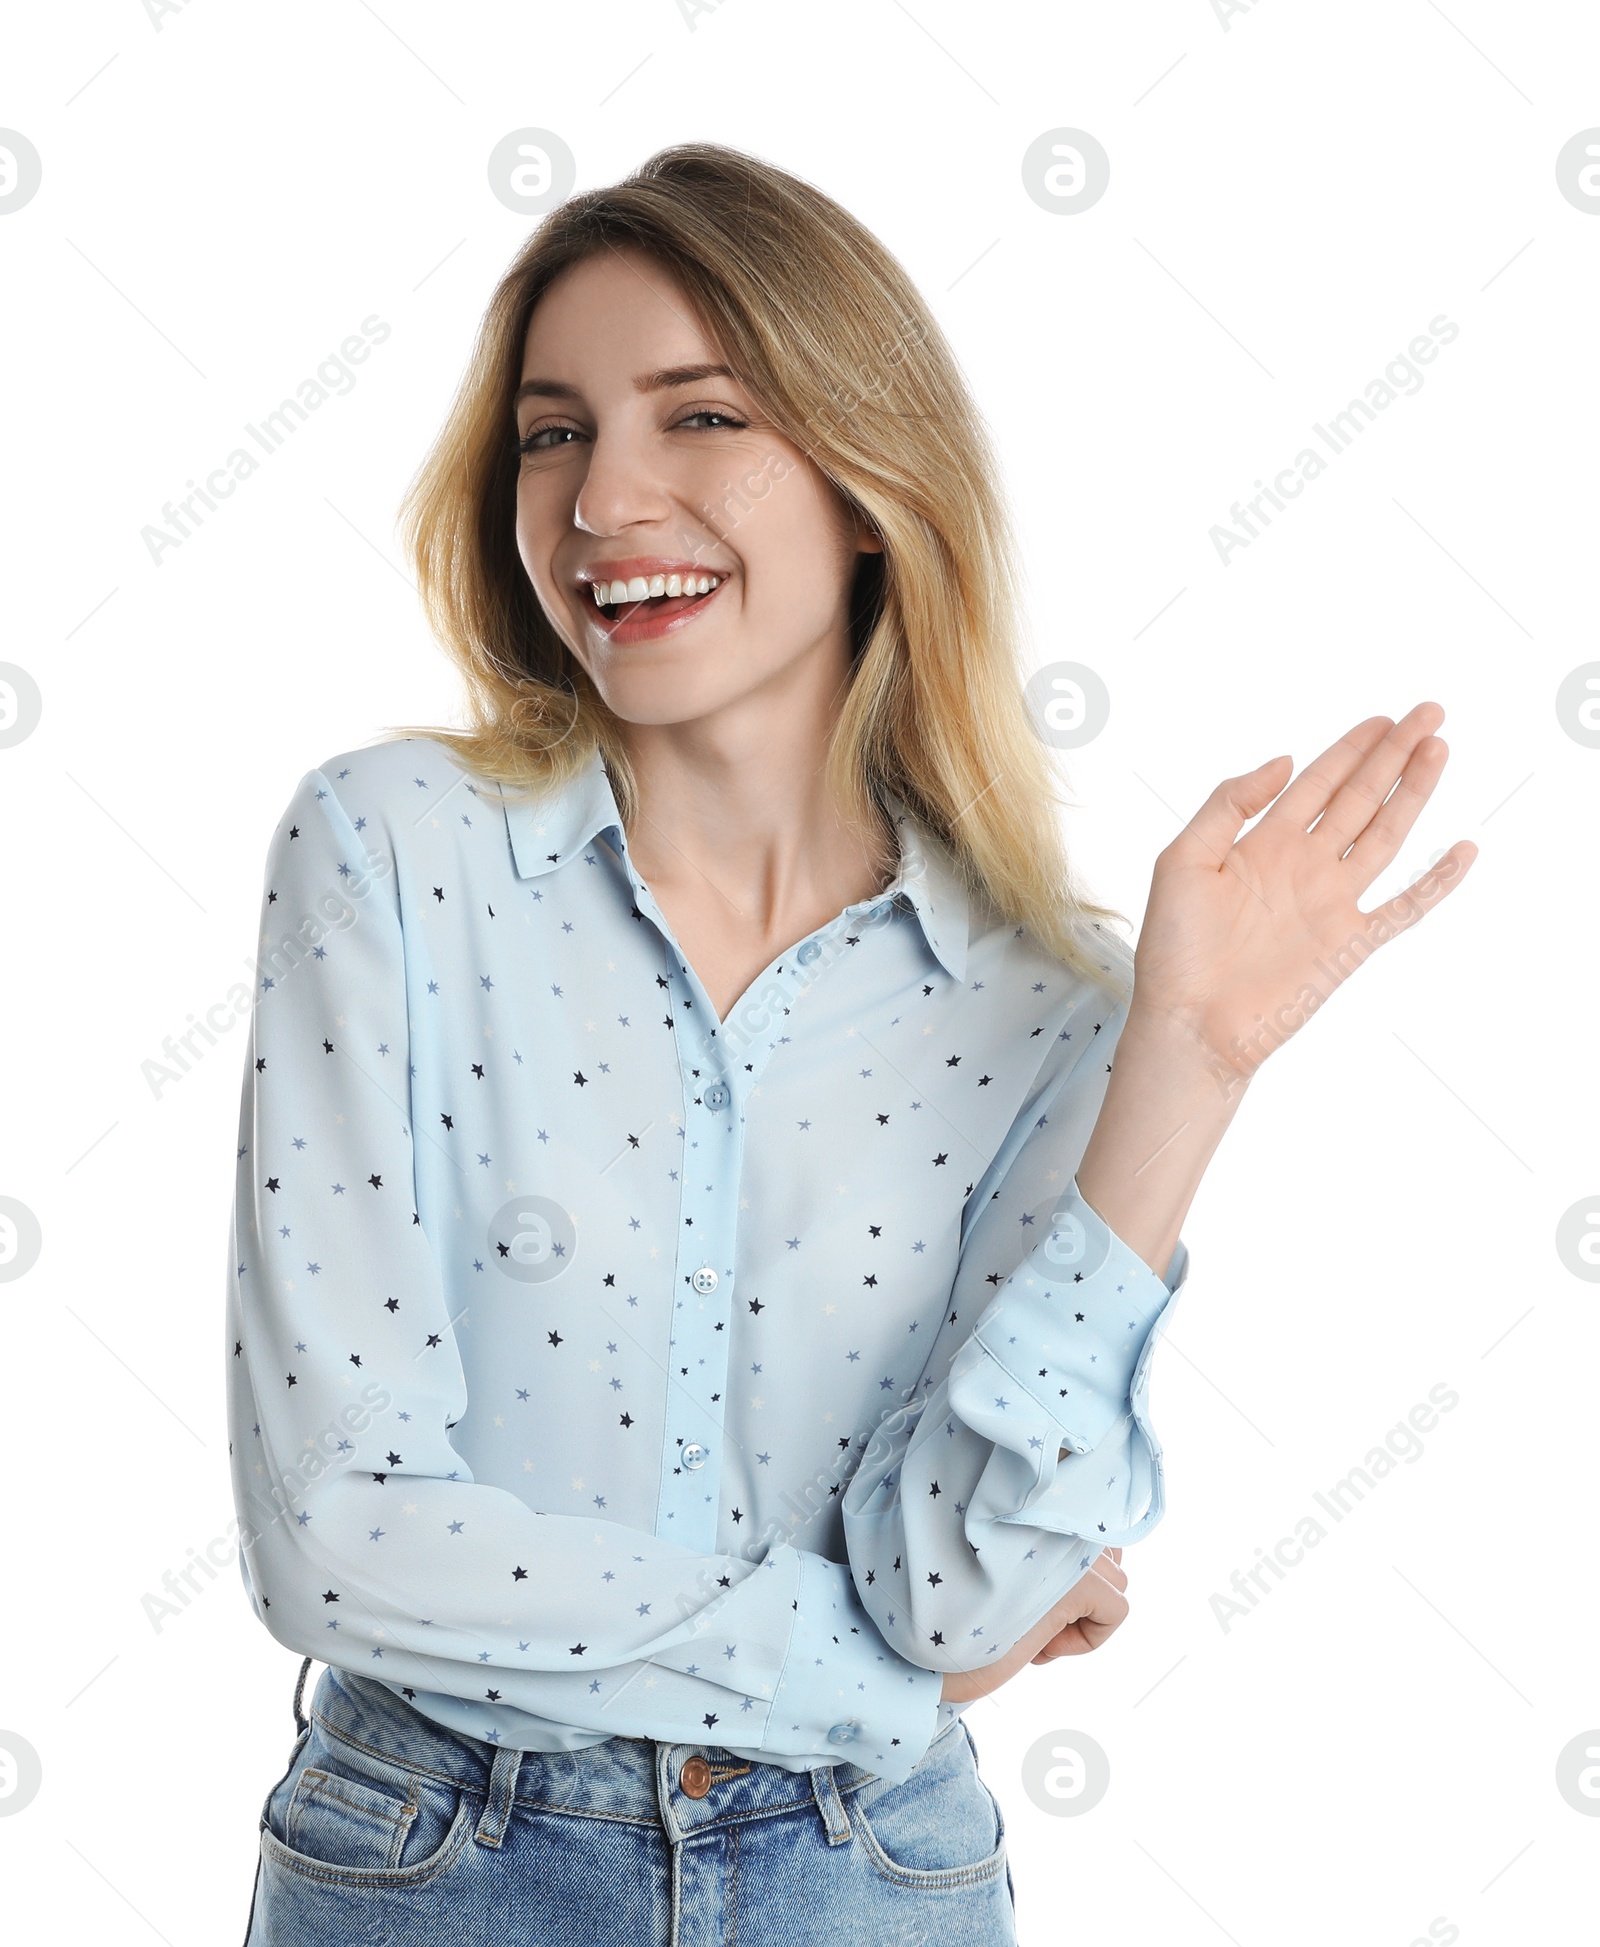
{"left": 396, "top": 142, "right": 1129, "bottom": 992}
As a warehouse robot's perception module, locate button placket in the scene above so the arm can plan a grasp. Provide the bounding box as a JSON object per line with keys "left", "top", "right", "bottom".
{"left": 633, "top": 881, "right": 884, "bottom": 1553}
{"left": 655, "top": 956, "right": 759, "bottom": 1557}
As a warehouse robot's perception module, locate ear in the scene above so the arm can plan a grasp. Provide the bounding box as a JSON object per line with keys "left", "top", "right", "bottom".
{"left": 852, "top": 509, "right": 884, "bottom": 556}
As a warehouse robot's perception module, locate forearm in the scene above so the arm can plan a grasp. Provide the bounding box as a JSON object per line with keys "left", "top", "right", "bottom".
{"left": 846, "top": 998, "right": 1198, "bottom": 1689}
{"left": 1074, "top": 1003, "right": 1247, "bottom": 1283}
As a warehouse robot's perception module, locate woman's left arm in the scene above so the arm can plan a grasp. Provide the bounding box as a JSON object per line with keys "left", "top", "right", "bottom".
{"left": 1077, "top": 701, "right": 1474, "bottom": 1278}
{"left": 842, "top": 702, "right": 1474, "bottom": 1677}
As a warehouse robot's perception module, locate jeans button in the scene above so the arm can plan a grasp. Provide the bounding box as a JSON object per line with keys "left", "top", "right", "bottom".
{"left": 680, "top": 1756, "right": 712, "bottom": 1798}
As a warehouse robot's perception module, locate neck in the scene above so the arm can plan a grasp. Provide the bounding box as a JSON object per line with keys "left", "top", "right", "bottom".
{"left": 615, "top": 645, "right": 894, "bottom": 940}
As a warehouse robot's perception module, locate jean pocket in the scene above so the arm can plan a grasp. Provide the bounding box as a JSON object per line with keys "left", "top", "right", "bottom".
{"left": 284, "top": 1767, "right": 418, "bottom": 1870}
{"left": 846, "top": 1727, "right": 1007, "bottom": 1890}
{"left": 261, "top": 1740, "right": 475, "bottom": 1889}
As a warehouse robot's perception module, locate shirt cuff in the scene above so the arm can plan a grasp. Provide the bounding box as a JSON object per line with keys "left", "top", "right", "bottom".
{"left": 769, "top": 1553, "right": 942, "bottom": 1785}
{"left": 975, "top": 1176, "right": 1186, "bottom": 1456}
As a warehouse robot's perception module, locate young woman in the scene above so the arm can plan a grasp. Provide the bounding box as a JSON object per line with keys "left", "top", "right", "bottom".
{"left": 229, "top": 143, "right": 1472, "bottom": 1945}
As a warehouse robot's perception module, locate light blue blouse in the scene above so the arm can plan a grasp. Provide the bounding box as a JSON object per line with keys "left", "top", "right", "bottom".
{"left": 226, "top": 737, "right": 1188, "bottom": 1785}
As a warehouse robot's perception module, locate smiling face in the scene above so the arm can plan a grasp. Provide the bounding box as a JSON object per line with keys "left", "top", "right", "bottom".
{"left": 513, "top": 248, "right": 880, "bottom": 729}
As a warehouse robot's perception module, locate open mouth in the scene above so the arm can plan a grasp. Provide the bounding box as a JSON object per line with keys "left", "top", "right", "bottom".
{"left": 587, "top": 571, "right": 723, "bottom": 628}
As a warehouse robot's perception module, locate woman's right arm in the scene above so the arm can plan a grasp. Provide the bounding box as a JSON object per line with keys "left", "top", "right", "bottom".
{"left": 224, "top": 764, "right": 943, "bottom": 1784}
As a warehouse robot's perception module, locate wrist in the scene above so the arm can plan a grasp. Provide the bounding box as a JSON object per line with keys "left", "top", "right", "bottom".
{"left": 1074, "top": 1001, "right": 1245, "bottom": 1282}
{"left": 1120, "top": 998, "right": 1256, "bottom": 1110}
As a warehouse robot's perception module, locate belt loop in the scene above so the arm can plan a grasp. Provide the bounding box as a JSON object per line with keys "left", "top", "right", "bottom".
{"left": 291, "top": 1656, "right": 315, "bottom": 1736}
{"left": 809, "top": 1762, "right": 853, "bottom": 1846}
{"left": 474, "top": 1741, "right": 523, "bottom": 1849}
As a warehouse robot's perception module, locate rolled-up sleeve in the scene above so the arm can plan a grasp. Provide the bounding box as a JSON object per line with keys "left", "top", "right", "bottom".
{"left": 841, "top": 998, "right": 1187, "bottom": 1672}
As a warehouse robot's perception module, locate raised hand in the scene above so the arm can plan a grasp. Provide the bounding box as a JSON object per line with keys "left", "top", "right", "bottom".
{"left": 1132, "top": 702, "right": 1476, "bottom": 1086}
{"left": 1073, "top": 700, "right": 1477, "bottom": 1285}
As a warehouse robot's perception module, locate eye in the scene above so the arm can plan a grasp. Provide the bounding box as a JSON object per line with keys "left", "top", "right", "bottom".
{"left": 517, "top": 422, "right": 583, "bottom": 455}
{"left": 671, "top": 408, "right": 748, "bottom": 431}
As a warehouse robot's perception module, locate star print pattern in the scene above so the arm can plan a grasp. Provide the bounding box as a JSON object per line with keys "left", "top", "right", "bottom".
{"left": 226, "top": 739, "right": 1187, "bottom": 1790}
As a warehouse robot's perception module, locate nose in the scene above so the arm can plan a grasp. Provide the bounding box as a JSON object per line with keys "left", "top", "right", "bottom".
{"left": 572, "top": 423, "right": 675, "bottom": 538}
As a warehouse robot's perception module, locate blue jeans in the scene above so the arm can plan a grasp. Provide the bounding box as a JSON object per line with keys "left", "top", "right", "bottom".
{"left": 244, "top": 1659, "right": 1018, "bottom": 1945}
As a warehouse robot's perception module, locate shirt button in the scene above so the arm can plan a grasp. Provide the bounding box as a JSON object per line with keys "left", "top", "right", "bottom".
{"left": 682, "top": 1442, "right": 709, "bottom": 1471}
{"left": 691, "top": 1265, "right": 719, "bottom": 1294}
{"left": 703, "top": 1081, "right": 730, "bottom": 1111}
{"left": 827, "top": 1721, "right": 861, "bottom": 1746}
{"left": 796, "top": 939, "right": 822, "bottom": 966}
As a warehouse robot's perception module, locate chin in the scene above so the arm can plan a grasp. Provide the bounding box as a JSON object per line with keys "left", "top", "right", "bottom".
{"left": 591, "top": 669, "right": 745, "bottom": 729}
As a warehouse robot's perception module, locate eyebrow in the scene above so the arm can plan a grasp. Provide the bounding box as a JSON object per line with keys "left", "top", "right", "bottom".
{"left": 512, "top": 363, "right": 739, "bottom": 408}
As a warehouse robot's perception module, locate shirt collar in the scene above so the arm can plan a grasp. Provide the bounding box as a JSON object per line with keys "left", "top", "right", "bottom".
{"left": 879, "top": 795, "right": 969, "bottom": 983}
{"left": 501, "top": 747, "right": 625, "bottom": 877}
{"left": 500, "top": 749, "right": 969, "bottom": 983}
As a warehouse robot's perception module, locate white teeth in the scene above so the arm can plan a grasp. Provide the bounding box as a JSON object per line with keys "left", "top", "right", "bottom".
{"left": 590, "top": 572, "right": 722, "bottom": 607}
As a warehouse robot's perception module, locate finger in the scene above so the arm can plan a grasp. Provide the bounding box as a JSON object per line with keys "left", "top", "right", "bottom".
{"left": 1070, "top": 1573, "right": 1131, "bottom": 1640}
{"left": 1087, "top": 1554, "right": 1128, "bottom": 1594}
{"left": 1310, "top": 702, "right": 1446, "bottom": 860}
{"left": 1174, "top": 756, "right": 1295, "bottom": 869}
{"left": 1257, "top": 715, "right": 1394, "bottom": 831}
{"left": 1035, "top": 1628, "right": 1098, "bottom": 1662}
{"left": 1057, "top": 1555, "right": 1125, "bottom": 1615}
{"left": 1039, "top": 1561, "right": 1132, "bottom": 1646}
{"left": 1359, "top": 839, "right": 1478, "bottom": 942}
{"left": 1035, "top": 1587, "right": 1131, "bottom": 1658}
{"left": 1339, "top": 735, "right": 1449, "bottom": 887}
{"left": 1041, "top": 1551, "right": 1128, "bottom": 1639}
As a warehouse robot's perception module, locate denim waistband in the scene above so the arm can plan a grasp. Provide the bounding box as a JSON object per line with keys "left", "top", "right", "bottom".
{"left": 301, "top": 1661, "right": 960, "bottom": 1848}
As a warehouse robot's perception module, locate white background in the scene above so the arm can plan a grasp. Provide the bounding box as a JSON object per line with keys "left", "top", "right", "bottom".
{"left": 2, "top": 3, "right": 1596, "bottom": 1943}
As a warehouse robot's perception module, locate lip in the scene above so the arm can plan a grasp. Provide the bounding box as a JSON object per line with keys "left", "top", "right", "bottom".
{"left": 576, "top": 555, "right": 732, "bottom": 647}
{"left": 576, "top": 555, "right": 727, "bottom": 588}
{"left": 593, "top": 578, "right": 725, "bottom": 646}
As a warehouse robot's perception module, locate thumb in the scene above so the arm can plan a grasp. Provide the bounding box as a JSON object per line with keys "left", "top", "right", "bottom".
{"left": 1175, "top": 755, "right": 1292, "bottom": 866}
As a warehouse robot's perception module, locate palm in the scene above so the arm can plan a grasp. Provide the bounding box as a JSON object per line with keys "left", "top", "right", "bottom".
{"left": 1133, "top": 703, "right": 1475, "bottom": 1078}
